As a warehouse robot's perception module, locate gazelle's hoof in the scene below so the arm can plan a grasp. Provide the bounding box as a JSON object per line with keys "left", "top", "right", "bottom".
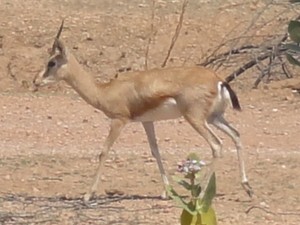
{"left": 83, "top": 192, "right": 94, "bottom": 203}
{"left": 161, "top": 190, "right": 169, "bottom": 200}
{"left": 242, "top": 181, "right": 253, "bottom": 198}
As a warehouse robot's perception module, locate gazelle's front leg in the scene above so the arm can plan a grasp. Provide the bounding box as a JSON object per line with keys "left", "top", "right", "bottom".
{"left": 84, "top": 119, "right": 127, "bottom": 202}
{"left": 142, "top": 122, "right": 170, "bottom": 198}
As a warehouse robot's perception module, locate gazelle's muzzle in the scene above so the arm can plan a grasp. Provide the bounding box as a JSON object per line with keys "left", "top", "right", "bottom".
{"left": 33, "top": 75, "right": 41, "bottom": 87}
{"left": 32, "top": 69, "right": 47, "bottom": 91}
{"left": 32, "top": 77, "right": 39, "bottom": 87}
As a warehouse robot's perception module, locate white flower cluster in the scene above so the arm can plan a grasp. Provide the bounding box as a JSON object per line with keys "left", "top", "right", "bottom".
{"left": 177, "top": 159, "right": 206, "bottom": 174}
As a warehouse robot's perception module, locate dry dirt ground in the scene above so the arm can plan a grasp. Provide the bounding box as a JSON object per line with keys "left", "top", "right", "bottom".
{"left": 1, "top": 0, "right": 300, "bottom": 224}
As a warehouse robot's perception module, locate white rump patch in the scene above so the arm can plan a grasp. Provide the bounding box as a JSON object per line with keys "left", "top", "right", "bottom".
{"left": 218, "top": 82, "right": 230, "bottom": 103}
{"left": 133, "top": 98, "right": 182, "bottom": 122}
{"left": 210, "top": 82, "right": 232, "bottom": 115}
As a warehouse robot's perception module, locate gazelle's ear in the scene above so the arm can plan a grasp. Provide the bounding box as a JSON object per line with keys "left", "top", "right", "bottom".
{"left": 47, "top": 40, "right": 67, "bottom": 60}
{"left": 55, "top": 39, "right": 67, "bottom": 59}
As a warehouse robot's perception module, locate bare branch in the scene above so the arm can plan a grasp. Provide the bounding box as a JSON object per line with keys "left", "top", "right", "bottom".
{"left": 144, "top": 0, "right": 156, "bottom": 70}
{"left": 200, "top": 9, "right": 297, "bottom": 85}
{"left": 229, "top": 0, "right": 276, "bottom": 47}
{"left": 199, "top": 45, "right": 261, "bottom": 67}
{"left": 199, "top": 20, "right": 249, "bottom": 64}
{"left": 225, "top": 53, "right": 271, "bottom": 83}
{"left": 279, "top": 55, "right": 294, "bottom": 78}
{"left": 161, "top": 0, "right": 188, "bottom": 68}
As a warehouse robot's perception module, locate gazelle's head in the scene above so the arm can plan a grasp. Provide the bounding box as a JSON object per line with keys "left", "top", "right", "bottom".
{"left": 33, "top": 20, "right": 69, "bottom": 88}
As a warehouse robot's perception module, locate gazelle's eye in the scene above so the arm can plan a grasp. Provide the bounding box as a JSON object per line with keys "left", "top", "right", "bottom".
{"left": 47, "top": 61, "right": 56, "bottom": 68}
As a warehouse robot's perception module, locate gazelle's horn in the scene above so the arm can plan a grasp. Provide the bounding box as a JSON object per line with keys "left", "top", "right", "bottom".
{"left": 50, "top": 19, "right": 64, "bottom": 55}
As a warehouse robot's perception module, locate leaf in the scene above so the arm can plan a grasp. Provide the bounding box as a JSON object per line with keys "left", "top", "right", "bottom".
{"left": 172, "top": 176, "right": 192, "bottom": 190}
{"left": 166, "top": 186, "right": 196, "bottom": 215}
{"left": 181, "top": 204, "right": 202, "bottom": 225}
{"left": 288, "top": 20, "right": 300, "bottom": 43}
{"left": 201, "top": 207, "right": 217, "bottom": 225}
{"left": 286, "top": 53, "right": 300, "bottom": 66}
{"left": 181, "top": 206, "right": 217, "bottom": 225}
{"left": 285, "top": 43, "right": 300, "bottom": 52}
{"left": 195, "top": 183, "right": 202, "bottom": 197}
{"left": 199, "top": 173, "right": 216, "bottom": 213}
{"left": 185, "top": 173, "right": 196, "bottom": 180}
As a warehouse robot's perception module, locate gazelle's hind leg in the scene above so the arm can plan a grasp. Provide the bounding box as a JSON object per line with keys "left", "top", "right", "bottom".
{"left": 182, "top": 110, "right": 223, "bottom": 196}
{"left": 211, "top": 115, "right": 253, "bottom": 197}
{"left": 183, "top": 113, "right": 223, "bottom": 159}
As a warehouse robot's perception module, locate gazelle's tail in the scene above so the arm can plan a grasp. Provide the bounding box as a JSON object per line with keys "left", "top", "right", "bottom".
{"left": 221, "top": 82, "right": 241, "bottom": 111}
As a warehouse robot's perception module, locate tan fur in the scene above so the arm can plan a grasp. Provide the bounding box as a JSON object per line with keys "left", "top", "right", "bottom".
{"left": 33, "top": 34, "right": 252, "bottom": 201}
{"left": 67, "top": 62, "right": 222, "bottom": 120}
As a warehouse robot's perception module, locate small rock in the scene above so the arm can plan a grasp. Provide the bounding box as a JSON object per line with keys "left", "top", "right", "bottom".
{"left": 164, "top": 137, "right": 171, "bottom": 142}
{"left": 33, "top": 187, "right": 40, "bottom": 193}
{"left": 151, "top": 178, "right": 158, "bottom": 183}
{"left": 259, "top": 201, "right": 269, "bottom": 208}
{"left": 105, "top": 189, "right": 125, "bottom": 196}
{"left": 145, "top": 157, "right": 155, "bottom": 163}
{"left": 284, "top": 95, "right": 294, "bottom": 101}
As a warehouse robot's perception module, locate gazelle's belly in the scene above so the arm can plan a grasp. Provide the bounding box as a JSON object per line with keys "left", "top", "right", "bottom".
{"left": 133, "top": 98, "right": 182, "bottom": 122}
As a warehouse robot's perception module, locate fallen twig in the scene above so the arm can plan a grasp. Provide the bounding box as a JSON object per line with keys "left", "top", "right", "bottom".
{"left": 246, "top": 205, "right": 300, "bottom": 216}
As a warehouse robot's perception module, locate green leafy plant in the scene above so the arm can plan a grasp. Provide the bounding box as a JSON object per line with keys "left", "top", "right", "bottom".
{"left": 166, "top": 153, "right": 217, "bottom": 225}
{"left": 286, "top": 1, "right": 300, "bottom": 66}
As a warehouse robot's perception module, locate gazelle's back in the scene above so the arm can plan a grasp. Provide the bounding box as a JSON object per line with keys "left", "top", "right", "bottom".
{"left": 117, "top": 66, "right": 221, "bottom": 84}
{"left": 115, "top": 66, "right": 222, "bottom": 97}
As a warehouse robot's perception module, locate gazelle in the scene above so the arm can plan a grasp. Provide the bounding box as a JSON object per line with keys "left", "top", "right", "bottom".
{"left": 33, "top": 21, "right": 252, "bottom": 202}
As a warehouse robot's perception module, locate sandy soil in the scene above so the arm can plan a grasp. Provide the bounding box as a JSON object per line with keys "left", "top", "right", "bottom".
{"left": 0, "top": 0, "right": 300, "bottom": 224}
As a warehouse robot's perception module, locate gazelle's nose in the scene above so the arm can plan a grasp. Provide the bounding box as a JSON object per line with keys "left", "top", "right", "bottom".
{"left": 32, "top": 77, "right": 39, "bottom": 86}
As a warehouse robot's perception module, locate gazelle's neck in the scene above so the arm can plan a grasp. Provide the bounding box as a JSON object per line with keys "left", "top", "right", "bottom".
{"left": 63, "top": 54, "right": 102, "bottom": 109}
